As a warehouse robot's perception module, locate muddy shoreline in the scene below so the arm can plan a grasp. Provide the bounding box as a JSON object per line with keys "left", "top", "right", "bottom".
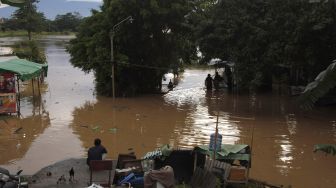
{"left": 27, "top": 158, "right": 116, "bottom": 188}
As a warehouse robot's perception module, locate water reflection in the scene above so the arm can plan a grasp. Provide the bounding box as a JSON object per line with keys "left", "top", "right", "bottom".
{"left": 0, "top": 113, "right": 50, "bottom": 167}
{"left": 0, "top": 36, "right": 94, "bottom": 173}
{"left": 71, "top": 96, "right": 190, "bottom": 158}
{"left": 0, "top": 36, "right": 335, "bottom": 187}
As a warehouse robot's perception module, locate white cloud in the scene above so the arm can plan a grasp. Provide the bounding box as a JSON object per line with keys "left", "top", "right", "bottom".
{"left": 66, "top": 0, "right": 102, "bottom": 2}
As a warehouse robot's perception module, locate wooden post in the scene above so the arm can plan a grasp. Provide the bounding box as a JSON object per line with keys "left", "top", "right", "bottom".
{"left": 110, "top": 31, "right": 115, "bottom": 99}
{"left": 16, "top": 76, "right": 20, "bottom": 116}
{"left": 213, "top": 111, "right": 219, "bottom": 160}
{"left": 193, "top": 152, "right": 198, "bottom": 172}
{"left": 37, "top": 77, "right": 41, "bottom": 96}
{"left": 31, "top": 78, "right": 35, "bottom": 96}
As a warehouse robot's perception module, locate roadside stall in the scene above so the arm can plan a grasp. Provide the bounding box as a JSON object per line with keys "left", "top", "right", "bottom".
{"left": 0, "top": 56, "right": 47, "bottom": 115}
{"left": 194, "top": 144, "right": 251, "bottom": 187}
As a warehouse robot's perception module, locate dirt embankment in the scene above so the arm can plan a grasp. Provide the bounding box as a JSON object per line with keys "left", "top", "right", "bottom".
{"left": 28, "top": 158, "right": 116, "bottom": 188}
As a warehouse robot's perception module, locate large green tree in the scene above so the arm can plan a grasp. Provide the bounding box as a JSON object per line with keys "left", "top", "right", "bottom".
{"left": 54, "top": 12, "right": 83, "bottom": 32}
{"left": 196, "top": 0, "right": 336, "bottom": 91}
{"left": 12, "top": 0, "right": 46, "bottom": 40}
{"left": 12, "top": 40, "right": 46, "bottom": 64}
{"left": 68, "top": 0, "right": 194, "bottom": 96}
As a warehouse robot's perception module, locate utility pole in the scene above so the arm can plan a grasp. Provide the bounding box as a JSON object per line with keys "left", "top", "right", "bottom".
{"left": 110, "top": 30, "right": 115, "bottom": 99}
{"left": 109, "top": 16, "right": 133, "bottom": 99}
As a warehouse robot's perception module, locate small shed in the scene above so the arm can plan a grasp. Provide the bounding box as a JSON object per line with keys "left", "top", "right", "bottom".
{"left": 0, "top": 56, "right": 48, "bottom": 114}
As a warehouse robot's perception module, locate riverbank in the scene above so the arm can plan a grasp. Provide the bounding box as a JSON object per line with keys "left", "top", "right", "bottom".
{"left": 26, "top": 158, "right": 283, "bottom": 188}
{"left": 28, "top": 158, "right": 116, "bottom": 188}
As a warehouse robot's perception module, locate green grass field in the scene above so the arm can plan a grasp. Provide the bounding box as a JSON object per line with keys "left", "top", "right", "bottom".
{"left": 0, "top": 30, "right": 75, "bottom": 38}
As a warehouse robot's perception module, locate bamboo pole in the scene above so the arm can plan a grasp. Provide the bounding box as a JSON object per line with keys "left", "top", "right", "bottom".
{"left": 32, "top": 78, "right": 35, "bottom": 106}
{"left": 37, "top": 77, "right": 41, "bottom": 96}
{"left": 16, "top": 76, "right": 20, "bottom": 116}
{"left": 31, "top": 78, "right": 35, "bottom": 96}
{"left": 213, "top": 94, "right": 220, "bottom": 160}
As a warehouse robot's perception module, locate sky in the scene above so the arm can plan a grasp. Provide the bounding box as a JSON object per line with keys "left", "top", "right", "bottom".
{"left": 0, "top": 0, "right": 102, "bottom": 19}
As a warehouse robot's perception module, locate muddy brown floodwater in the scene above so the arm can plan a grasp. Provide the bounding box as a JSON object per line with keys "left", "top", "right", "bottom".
{"left": 0, "top": 36, "right": 335, "bottom": 188}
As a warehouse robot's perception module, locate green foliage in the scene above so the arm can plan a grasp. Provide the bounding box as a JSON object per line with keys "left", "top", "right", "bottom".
{"left": 53, "top": 12, "right": 83, "bottom": 32}
{"left": 68, "top": 0, "right": 194, "bottom": 96}
{"left": 12, "top": 40, "right": 47, "bottom": 64}
{"left": 314, "top": 144, "right": 336, "bottom": 156}
{"left": 0, "top": 0, "right": 25, "bottom": 7}
{"left": 0, "top": 30, "right": 28, "bottom": 37}
{"left": 195, "top": 0, "right": 336, "bottom": 91}
{"left": 298, "top": 61, "right": 336, "bottom": 109}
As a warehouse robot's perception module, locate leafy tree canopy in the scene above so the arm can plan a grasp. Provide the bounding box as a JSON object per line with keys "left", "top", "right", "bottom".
{"left": 11, "top": 0, "right": 47, "bottom": 40}
{"left": 68, "top": 0, "right": 194, "bottom": 96}
{"left": 196, "top": 0, "right": 336, "bottom": 91}
{"left": 13, "top": 40, "right": 47, "bottom": 64}
{"left": 54, "top": 12, "right": 83, "bottom": 32}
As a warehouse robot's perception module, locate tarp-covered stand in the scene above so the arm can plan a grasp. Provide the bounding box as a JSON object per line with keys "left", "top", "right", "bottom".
{"left": 0, "top": 56, "right": 48, "bottom": 115}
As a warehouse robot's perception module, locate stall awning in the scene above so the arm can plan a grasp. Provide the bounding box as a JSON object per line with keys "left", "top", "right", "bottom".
{"left": 0, "top": 0, "right": 25, "bottom": 7}
{"left": 194, "top": 144, "right": 251, "bottom": 161}
{"left": 0, "top": 57, "right": 48, "bottom": 81}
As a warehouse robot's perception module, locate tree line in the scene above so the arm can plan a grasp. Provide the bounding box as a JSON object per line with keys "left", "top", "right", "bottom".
{"left": 0, "top": 0, "right": 83, "bottom": 37}
{"left": 196, "top": 0, "right": 336, "bottom": 91}
{"left": 4, "top": 0, "right": 335, "bottom": 97}
{"left": 68, "top": 0, "right": 336, "bottom": 97}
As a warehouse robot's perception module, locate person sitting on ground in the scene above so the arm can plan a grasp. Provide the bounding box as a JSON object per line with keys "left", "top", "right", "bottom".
{"left": 87, "top": 138, "right": 108, "bottom": 166}
{"left": 205, "top": 74, "right": 213, "bottom": 90}
{"left": 168, "top": 79, "right": 174, "bottom": 90}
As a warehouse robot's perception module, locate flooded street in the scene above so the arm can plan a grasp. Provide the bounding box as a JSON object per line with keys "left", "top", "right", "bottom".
{"left": 0, "top": 36, "right": 335, "bottom": 188}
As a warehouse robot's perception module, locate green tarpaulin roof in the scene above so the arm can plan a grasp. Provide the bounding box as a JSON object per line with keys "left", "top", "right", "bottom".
{"left": 194, "top": 144, "right": 251, "bottom": 161}
{"left": 0, "top": 0, "right": 25, "bottom": 7}
{"left": 0, "top": 57, "right": 48, "bottom": 81}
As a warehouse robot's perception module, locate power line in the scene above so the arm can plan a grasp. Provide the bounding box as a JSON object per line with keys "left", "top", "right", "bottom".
{"left": 117, "top": 61, "right": 174, "bottom": 71}
{"left": 87, "top": 60, "right": 176, "bottom": 71}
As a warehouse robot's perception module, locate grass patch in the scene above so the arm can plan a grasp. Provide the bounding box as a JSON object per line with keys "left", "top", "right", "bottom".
{"left": 0, "top": 30, "right": 27, "bottom": 37}
{"left": 0, "top": 30, "right": 76, "bottom": 38}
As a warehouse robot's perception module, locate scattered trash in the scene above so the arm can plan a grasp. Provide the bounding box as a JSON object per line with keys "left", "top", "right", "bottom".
{"left": 14, "top": 127, "right": 23, "bottom": 134}
{"left": 87, "top": 183, "right": 104, "bottom": 188}
{"left": 109, "top": 128, "right": 117, "bottom": 133}
{"left": 91, "top": 126, "right": 100, "bottom": 132}
{"left": 46, "top": 171, "right": 52, "bottom": 177}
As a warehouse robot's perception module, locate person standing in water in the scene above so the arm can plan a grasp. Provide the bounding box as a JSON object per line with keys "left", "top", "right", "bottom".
{"left": 205, "top": 74, "right": 213, "bottom": 90}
